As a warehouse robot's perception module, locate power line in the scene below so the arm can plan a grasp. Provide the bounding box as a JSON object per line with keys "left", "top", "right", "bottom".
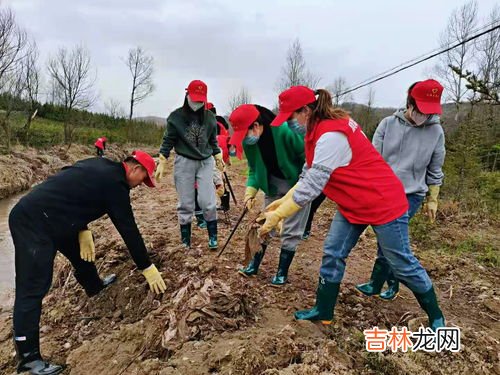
{"left": 339, "top": 21, "right": 500, "bottom": 97}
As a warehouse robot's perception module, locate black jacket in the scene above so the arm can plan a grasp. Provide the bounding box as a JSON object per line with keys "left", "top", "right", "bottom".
{"left": 17, "top": 157, "right": 152, "bottom": 270}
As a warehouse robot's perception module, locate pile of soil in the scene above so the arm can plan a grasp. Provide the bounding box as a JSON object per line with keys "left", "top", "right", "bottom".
{"left": 0, "top": 158, "right": 498, "bottom": 374}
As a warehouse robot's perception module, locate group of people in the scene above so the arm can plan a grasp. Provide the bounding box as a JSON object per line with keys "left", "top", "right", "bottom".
{"left": 8, "top": 78, "right": 446, "bottom": 374}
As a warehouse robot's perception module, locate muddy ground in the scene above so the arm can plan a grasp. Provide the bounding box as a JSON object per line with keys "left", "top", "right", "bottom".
{"left": 0, "top": 154, "right": 498, "bottom": 375}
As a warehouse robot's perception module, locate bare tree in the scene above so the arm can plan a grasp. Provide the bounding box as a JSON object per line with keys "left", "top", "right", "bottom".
{"left": 228, "top": 86, "right": 252, "bottom": 112}
{"left": 0, "top": 8, "right": 27, "bottom": 83}
{"left": 20, "top": 40, "right": 40, "bottom": 141}
{"left": 47, "top": 45, "right": 96, "bottom": 144}
{"left": 434, "top": 0, "right": 478, "bottom": 115}
{"left": 474, "top": 5, "right": 500, "bottom": 99}
{"left": 0, "top": 62, "right": 25, "bottom": 152}
{"left": 104, "top": 98, "right": 125, "bottom": 118}
{"left": 126, "top": 46, "right": 154, "bottom": 120}
{"left": 276, "top": 38, "right": 320, "bottom": 92}
{"left": 327, "top": 76, "right": 353, "bottom": 106}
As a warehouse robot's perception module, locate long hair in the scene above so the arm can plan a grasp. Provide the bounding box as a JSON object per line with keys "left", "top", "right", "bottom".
{"left": 254, "top": 104, "right": 276, "bottom": 127}
{"left": 306, "top": 89, "right": 349, "bottom": 132}
{"left": 406, "top": 82, "right": 420, "bottom": 109}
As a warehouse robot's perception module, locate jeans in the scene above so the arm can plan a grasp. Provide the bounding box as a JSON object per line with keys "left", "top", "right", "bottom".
{"left": 320, "top": 210, "right": 432, "bottom": 294}
{"left": 375, "top": 193, "right": 425, "bottom": 262}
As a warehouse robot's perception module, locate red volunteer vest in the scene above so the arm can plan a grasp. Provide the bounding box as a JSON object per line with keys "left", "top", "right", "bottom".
{"left": 305, "top": 117, "right": 408, "bottom": 225}
{"left": 94, "top": 138, "right": 104, "bottom": 150}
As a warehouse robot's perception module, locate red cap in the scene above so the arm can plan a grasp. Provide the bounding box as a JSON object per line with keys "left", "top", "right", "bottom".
{"left": 409, "top": 79, "right": 443, "bottom": 115}
{"left": 228, "top": 104, "right": 259, "bottom": 159}
{"left": 101, "top": 136, "right": 108, "bottom": 142}
{"left": 186, "top": 80, "right": 208, "bottom": 103}
{"left": 206, "top": 102, "right": 214, "bottom": 110}
{"left": 271, "top": 86, "right": 316, "bottom": 126}
{"left": 131, "top": 150, "right": 155, "bottom": 187}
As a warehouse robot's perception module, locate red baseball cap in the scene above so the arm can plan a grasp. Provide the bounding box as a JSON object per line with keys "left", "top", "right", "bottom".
{"left": 186, "top": 80, "right": 208, "bottom": 103}
{"left": 409, "top": 79, "right": 443, "bottom": 115}
{"left": 131, "top": 150, "right": 155, "bottom": 187}
{"left": 206, "top": 102, "right": 214, "bottom": 110}
{"left": 228, "top": 104, "right": 260, "bottom": 159}
{"left": 271, "top": 86, "right": 317, "bottom": 126}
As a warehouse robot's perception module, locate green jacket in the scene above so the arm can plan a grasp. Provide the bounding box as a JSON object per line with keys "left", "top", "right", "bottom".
{"left": 160, "top": 107, "right": 220, "bottom": 160}
{"left": 244, "top": 123, "right": 305, "bottom": 196}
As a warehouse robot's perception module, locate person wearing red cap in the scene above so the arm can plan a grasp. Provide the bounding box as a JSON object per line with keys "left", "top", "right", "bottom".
{"left": 356, "top": 79, "right": 445, "bottom": 301}
{"left": 229, "top": 104, "right": 310, "bottom": 286}
{"left": 259, "top": 86, "right": 445, "bottom": 330}
{"left": 9, "top": 150, "right": 166, "bottom": 374}
{"left": 155, "top": 80, "right": 224, "bottom": 250}
{"left": 94, "top": 136, "right": 107, "bottom": 157}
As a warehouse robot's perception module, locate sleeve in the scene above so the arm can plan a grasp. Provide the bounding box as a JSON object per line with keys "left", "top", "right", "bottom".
{"left": 372, "top": 117, "right": 387, "bottom": 154}
{"left": 293, "top": 132, "right": 352, "bottom": 207}
{"left": 208, "top": 117, "right": 221, "bottom": 156}
{"left": 106, "top": 184, "right": 152, "bottom": 270}
{"left": 426, "top": 130, "right": 445, "bottom": 186}
{"left": 244, "top": 146, "right": 259, "bottom": 189}
{"left": 159, "top": 119, "right": 177, "bottom": 158}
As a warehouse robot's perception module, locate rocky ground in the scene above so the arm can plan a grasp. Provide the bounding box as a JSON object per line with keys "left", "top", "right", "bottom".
{"left": 0, "top": 153, "right": 498, "bottom": 374}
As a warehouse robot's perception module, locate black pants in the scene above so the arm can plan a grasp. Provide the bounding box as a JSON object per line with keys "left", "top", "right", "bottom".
{"left": 9, "top": 204, "right": 103, "bottom": 351}
{"left": 304, "top": 193, "right": 327, "bottom": 233}
{"left": 96, "top": 147, "right": 104, "bottom": 157}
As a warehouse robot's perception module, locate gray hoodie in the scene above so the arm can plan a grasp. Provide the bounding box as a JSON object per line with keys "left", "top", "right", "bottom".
{"left": 372, "top": 110, "right": 445, "bottom": 196}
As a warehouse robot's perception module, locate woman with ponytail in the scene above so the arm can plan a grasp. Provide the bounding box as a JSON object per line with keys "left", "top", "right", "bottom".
{"left": 259, "top": 86, "right": 445, "bottom": 330}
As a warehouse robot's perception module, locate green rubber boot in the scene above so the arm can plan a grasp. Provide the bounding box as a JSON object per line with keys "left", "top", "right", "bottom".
{"left": 196, "top": 213, "right": 207, "bottom": 229}
{"left": 355, "top": 259, "right": 390, "bottom": 297}
{"left": 239, "top": 245, "right": 267, "bottom": 277}
{"left": 270, "top": 248, "right": 295, "bottom": 286}
{"left": 180, "top": 223, "right": 192, "bottom": 248}
{"left": 379, "top": 272, "right": 399, "bottom": 301}
{"left": 413, "top": 286, "right": 446, "bottom": 331}
{"left": 206, "top": 220, "right": 218, "bottom": 250}
{"left": 294, "top": 276, "right": 340, "bottom": 324}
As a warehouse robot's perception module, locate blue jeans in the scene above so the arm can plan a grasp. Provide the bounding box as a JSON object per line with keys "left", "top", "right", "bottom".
{"left": 320, "top": 209, "right": 432, "bottom": 294}
{"left": 376, "top": 193, "right": 425, "bottom": 261}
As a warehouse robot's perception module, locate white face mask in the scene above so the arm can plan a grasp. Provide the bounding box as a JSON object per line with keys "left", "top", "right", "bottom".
{"left": 187, "top": 96, "right": 205, "bottom": 112}
{"left": 410, "top": 107, "right": 430, "bottom": 126}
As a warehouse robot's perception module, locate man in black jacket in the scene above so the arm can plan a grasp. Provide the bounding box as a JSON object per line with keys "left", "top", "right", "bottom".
{"left": 9, "top": 150, "right": 166, "bottom": 375}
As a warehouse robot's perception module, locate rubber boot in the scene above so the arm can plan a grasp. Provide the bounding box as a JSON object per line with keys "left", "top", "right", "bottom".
{"left": 239, "top": 245, "right": 267, "bottom": 277}
{"left": 413, "top": 286, "right": 446, "bottom": 331}
{"left": 379, "top": 272, "right": 399, "bottom": 301}
{"left": 294, "top": 276, "right": 340, "bottom": 324}
{"left": 196, "top": 214, "right": 207, "bottom": 229}
{"left": 270, "top": 248, "right": 295, "bottom": 286}
{"left": 220, "top": 191, "right": 230, "bottom": 212}
{"left": 87, "top": 274, "right": 117, "bottom": 297}
{"left": 180, "top": 223, "right": 192, "bottom": 248}
{"left": 206, "top": 220, "right": 218, "bottom": 250}
{"left": 355, "top": 259, "right": 389, "bottom": 297}
{"left": 15, "top": 332, "right": 63, "bottom": 375}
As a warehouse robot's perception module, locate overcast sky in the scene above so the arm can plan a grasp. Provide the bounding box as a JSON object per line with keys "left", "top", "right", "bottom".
{"left": 3, "top": 0, "right": 499, "bottom": 118}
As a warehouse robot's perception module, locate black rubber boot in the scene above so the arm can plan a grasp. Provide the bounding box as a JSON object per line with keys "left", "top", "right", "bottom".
{"left": 15, "top": 332, "right": 63, "bottom": 374}
{"left": 379, "top": 272, "right": 399, "bottom": 301}
{"left": 413, "top": 286, "right": 446, "bottom": 331}
{"left": 355, "top": 259, "right": 390, "bottom": 297}
{"left": 180, "top": 224, "right": 192, "bottom": 248}
{"left": 239, "top": 245, "right": 267, "bottom": 277}
{"left": 270, "top": 248, "right": 295, "bottom": 286}
{"left": 220, "top": 191, "right": 230, "bottom": 212}
{"left": 294, "top": 276, "right": 340, "bottom": 324}
{"left": 206, "top": 220, "right": 218, "bottom": 250}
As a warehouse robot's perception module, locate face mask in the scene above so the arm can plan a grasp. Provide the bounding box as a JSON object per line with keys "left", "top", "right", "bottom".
{"left": 410, "top": 107, "right": 430, "bottom": 126}
{"left": 288, "top": 118, "right": 306, "bottom": 136}
{"left": 229, "top": 149, "right": 236, "bottom": 157}
{"left": 243, "top": 135, "right": 259, "bottom": 145}
{"left": 187, "top": 96, "right": 205, "bottom": 112}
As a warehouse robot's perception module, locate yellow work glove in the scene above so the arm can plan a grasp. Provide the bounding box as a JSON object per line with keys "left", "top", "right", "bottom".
{"left": 79, "top": 230, "right": 95, "bottom": 262}
{"left": 265, "top": 183, "right": 298, "bottom": 213}
{"left": 426, "top": 185, "right": 440, "bottom": 223}
{"left": 259, "top": 196, "right": 301, "bottom": 238}
{"left": 216, "top": 184, "right": 225, "bottom": 198}
{"left": 244, "top": 186, "right": 258, "bottom": 210}
{"left": 154, "top": 154, "right": 168, "bottom": 183}
{"left": 214, "top": 153, "right": 225, "bottom": 172}
{"left": 141, "top": 264, "right": 167, "bottom": 294}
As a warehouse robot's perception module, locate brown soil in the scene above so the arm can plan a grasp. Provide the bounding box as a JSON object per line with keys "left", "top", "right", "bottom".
{"left": 0, "top": 158, "right": 498, "bottom": 375}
